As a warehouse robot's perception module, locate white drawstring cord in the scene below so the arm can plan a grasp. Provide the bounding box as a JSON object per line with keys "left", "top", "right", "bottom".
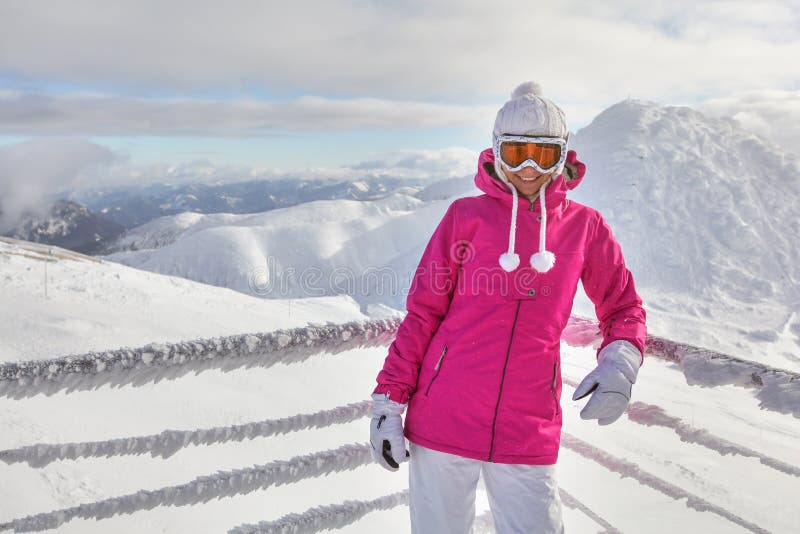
{"left": 494, "top": 160, "right": 556, "bottom": 273}
{"left": 530, "top": 177, "right": 555, "bottom": 272}
{"left": 495, "top": 160, "right": 521, "bottom": 272}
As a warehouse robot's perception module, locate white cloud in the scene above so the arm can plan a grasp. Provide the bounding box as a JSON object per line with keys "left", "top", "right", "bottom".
{"left": 0, "top": 138, "right": 121, "bottom": 231}
{"left": 0, "top": 91, "right": 495, "bottom": 136}
{"left": 347, "top": 148, "right": 478, "bottom": 178}
{"left": 108, "top": 147, "right": 479, "bottom": 186}
{"left": 697, "top": 90, "right": 800, "bottom": 156}
{"left": 1, "top": 0, "right": 798, "bottom": 128}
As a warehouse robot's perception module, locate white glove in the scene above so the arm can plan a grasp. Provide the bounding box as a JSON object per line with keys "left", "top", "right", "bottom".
{"left": 572, "top": 340, "right": 642, "bottom": 425}
{"left": 369, "top": 393, "right": 410, "bottom": 471}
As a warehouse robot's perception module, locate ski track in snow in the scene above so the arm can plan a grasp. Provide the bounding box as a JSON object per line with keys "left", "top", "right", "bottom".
{"left": 0, "top": 401, "right": 371, "bottom": 467}
{"left": 0, "top": 443, "right": 375, "bottom": 533}
{"left": 561, "top": 376, "right": 799, "bottom": 478}
{"left": 560, "top": 433, "right": 769, "bottom": 534}
{"left": 227, "top": 490, "right": 409, "bottom": 534}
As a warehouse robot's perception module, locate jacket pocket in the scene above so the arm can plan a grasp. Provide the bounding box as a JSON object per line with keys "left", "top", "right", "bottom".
{"left": 425, "top": 344, "right": 448, "bottom": 397}
{"left": 551, "top": 358, "right": 560, "bottom": 418}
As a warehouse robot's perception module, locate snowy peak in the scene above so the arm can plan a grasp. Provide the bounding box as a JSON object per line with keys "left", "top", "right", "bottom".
{"left": 4, "top": 200, "right": 125, "bottom": 255}
{"left": 571, "top": 99, "right": 800, "bottom": 309}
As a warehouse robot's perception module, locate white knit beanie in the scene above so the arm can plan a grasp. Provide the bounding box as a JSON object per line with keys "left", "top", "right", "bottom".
{"left": 493, "top": 82, "right": 568, "bottom": 274}
{"left": 493, "top": 82, "right": 568, "bottom": 142}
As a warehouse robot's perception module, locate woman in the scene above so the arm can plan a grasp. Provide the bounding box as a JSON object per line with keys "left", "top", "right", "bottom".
{"left": 369, "top": 82, "right": 647, "bottom": 533}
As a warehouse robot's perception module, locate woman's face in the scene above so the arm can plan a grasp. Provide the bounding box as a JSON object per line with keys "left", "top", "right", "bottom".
{"left": 502, "top": 165, "right": 553, "bottom": 197}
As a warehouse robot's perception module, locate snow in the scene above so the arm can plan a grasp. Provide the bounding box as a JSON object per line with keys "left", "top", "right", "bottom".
{"left": 1, "top": 239, "right": 798, "bottom": 532}
{"left": 569, "top": 99, "right": 800, "bottom": 373}
{"left": 1, "top": 100, "right": 799, "bottom": 533}
{"left": 0, "top": 236, "right": 365, "bottom": 362}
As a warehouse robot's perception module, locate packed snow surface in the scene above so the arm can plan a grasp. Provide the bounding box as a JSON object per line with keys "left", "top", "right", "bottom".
{"left": 2, "top": 235, "right": 799, "bottom": 532}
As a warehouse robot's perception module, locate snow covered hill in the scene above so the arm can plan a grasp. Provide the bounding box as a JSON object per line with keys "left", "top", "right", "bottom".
{"left": 100, "top": 191, "right": 461, "bottom": 309}
{"left": 0, "top": 238, "right": 798, "bottom": 533}
{"left": 569, "top": 100, "right": 800, "bottom": 372}
{"left": 100, "top": 100, "right": 800, "bottom": 373}
{"left": 0, "top": 237, "right": 365, "bottom": 362}
{"left": 70, "top": 176, "right": 436, "bottom": 231}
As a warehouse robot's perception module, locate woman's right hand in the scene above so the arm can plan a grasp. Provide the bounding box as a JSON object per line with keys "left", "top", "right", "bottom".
{"left": 369, "top": 393, "right": 410, "bottom": 471}
{"left": 564, "top": 149, "right": 586, "bottom": 182}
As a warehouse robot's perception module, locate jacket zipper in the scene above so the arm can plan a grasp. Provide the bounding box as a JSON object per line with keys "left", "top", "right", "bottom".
{"left": 551, "top": 359, "right": 560, "bottom": 417}
{"left": 425, "top": 344, "right": 448, "bottom": 397}
{"left": 488, "top": 300, "right": 522, "bottom": 462}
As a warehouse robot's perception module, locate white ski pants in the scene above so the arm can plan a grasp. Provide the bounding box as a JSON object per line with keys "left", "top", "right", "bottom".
{"left": 408, "top": 441, "right": 565, "bottom": 534}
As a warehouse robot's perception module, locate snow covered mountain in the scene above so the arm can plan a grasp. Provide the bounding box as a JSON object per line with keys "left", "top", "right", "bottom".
{"left": 101, "top": 100, "right": 800, "bottom": 373}
{"left": 1, "top": 237, "right": 798, "bottom": 533}
{"left": 100, "top": 190, "right": 464, "bottom": 310}
{"left": 71, "top": 176, "right": 436, "bottom": 231}
{"left": 4, "top": 200, "right": 125, "bottom": 255}
{"left": 569, "top": 100, "right": 800, "bottom": 369}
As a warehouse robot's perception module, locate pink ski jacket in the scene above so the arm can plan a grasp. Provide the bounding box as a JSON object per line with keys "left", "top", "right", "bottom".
{"left": 373, "top": 148, "right": 647, "bottom": 464}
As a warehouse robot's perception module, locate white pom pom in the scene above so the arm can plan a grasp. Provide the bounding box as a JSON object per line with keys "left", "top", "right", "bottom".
{"left": 530, "top": 250, "right": 555, "bottom": 272}
{"left": 511, "top": 81, "right": 543, "bottom": 100}
{"left": 499, "top": 252, "right": 520, "bottom": 272}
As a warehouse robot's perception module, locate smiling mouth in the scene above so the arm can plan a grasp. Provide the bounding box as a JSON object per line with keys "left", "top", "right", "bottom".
{"left": 516, "top": 174, "right": 543, "bottom": 183}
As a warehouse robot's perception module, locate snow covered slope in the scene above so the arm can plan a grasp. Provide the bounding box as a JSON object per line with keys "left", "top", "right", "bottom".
{"left": 0, "top": 237, "right": 366, "bottom": 362}
{"left": 0, "top": 240, "right": 798, "bottom": 533}
{"left": 101, "top": 191, "right": 467, "bottom": 309}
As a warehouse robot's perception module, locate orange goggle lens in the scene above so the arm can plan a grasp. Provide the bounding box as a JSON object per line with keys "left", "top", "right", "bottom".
{"left": 499, "top": 142, "right": 562, "bottom": 169}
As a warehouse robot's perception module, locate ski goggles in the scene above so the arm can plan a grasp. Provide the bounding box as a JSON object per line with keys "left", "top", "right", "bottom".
{"left": 493, "top": 135, "right": 568, "bottom": 174}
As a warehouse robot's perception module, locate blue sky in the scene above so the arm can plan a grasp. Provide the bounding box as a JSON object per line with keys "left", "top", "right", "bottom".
{"left": 0, "top": 0, "right": 798, "bottom": 183}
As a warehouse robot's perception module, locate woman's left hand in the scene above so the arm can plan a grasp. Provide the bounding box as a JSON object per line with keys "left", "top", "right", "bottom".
{"left": 572, "top": 340, "right": 642, "bottom": 425}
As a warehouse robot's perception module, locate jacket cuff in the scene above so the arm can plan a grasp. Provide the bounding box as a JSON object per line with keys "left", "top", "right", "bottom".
{"left": 597, "top": 337, "right": 645, "bottom": 366}
{"left": 597, "top": 339, "right": 643, "bottom": 383}
{"left": 372, "top": 384, "right": 411, "bottom": 404}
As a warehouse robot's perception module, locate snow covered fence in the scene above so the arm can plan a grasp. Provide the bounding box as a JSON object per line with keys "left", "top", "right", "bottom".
{"left": 0, "top": 442, "right": 375, "bottom": 532}
{"left": 227, "top": 486, "right": 615, "bottom": 534}
{"left": 561, "top": 433, "right": 769, "bottom": 534}
{"left": 558, "top": 489, "right": 621, "bottom": 534}
{"left": 0, "top": 401, "right": 371, "bottom": 467}
{"left": 562, "top": 371, "right": 800, "bottom": 477}
{"left": 228, "top": 490, "right": 409, "bottom": 534}
{"left": 564, "top": 315, "right": 800, "bottom": 418}
{"left": 1, "top": 314, "right": 796, "bottom": 415}
{"left": 646, "top": 334, "right": 800, "bottom": 417}
{"left": 0, "top": 318, "right": 401, "bottom": 399}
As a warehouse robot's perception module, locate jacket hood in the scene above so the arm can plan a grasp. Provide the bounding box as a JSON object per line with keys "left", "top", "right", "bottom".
{"left": 474, "top": 148, "right": 582, "bottom": 212}
{"left": 473, "top": 147, "right": 583, "bottom": 273}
